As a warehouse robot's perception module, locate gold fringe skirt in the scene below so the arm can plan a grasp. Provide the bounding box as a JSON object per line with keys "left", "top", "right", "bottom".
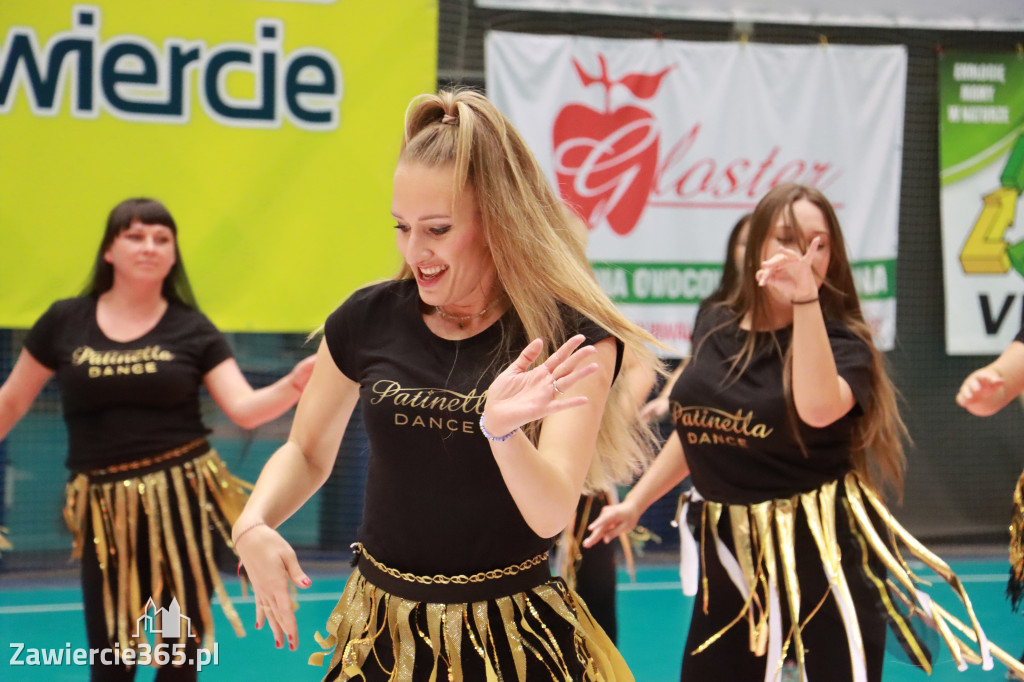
{"left": 63, "top": 439, "right": 251, "bottom": 653}
{"left": 310, "top": 546, "right": 633, "bottom": 681}
{"left": 1010, "top": 466, "right": 1024, "bottom": 612}
{"left": 677, "top": 471, "right": 1024, "bottom": 682}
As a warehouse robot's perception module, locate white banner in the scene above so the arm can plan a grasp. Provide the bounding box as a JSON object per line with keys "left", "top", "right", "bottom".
{"left": 486, "top": 32, "right": 906, "bottom": 354}
{"left": 476, "top": 0, "right": 1024, "bottom": 32}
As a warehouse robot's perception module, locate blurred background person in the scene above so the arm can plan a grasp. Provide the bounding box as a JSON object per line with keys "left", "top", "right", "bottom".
{"left": 0, "top": 197, "right": 315, "bottom": 681}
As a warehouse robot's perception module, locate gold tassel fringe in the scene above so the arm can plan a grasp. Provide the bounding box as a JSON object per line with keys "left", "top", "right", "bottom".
{"left": 310, "top": 568, "right": 633, "bottom": 681}
{"left": 63, "top": 449, "right": 250, "bottom": 657}
{"left": 689, "top": 471, "right": 1024, "bottom": 680}
{"left": 1009, "top": 467, "right": 1024, "bottom": 612}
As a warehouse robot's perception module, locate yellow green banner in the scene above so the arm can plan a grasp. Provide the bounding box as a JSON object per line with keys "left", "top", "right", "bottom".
{"left": 0, "top": 0, "right": 437, "bottom": 331}
{"left": 939, "top": 51, "right": 1024, "bottom": 354}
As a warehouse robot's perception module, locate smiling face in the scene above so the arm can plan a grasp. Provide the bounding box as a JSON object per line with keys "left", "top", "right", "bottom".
{"left": 103, "top": 219, "right": 177, "bottom": 286}
{"left": 392, "top": 162, "right": 498, "bottom": 314}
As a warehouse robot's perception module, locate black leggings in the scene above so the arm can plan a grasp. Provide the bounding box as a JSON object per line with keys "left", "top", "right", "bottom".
{"left": 573, "top": 494, "right": 619, "bottom": 643}
{"left": 680, "top": 503, "right": 887, "bottom": 682}
{"left": 81, "top": 505, "right": 206, "bottom": 681}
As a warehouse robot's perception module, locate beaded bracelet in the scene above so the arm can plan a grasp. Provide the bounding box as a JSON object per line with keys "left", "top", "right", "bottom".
{"left": 479, "top": 414, "right": 519, "bottom": 442}
{"left": 232, "top": 521, "right": 266, "bottom": 546}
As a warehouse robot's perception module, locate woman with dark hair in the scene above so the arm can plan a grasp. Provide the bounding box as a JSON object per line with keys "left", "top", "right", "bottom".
{"left": 641, "top": 212, "right": 751, "bottom": 422}
{"left": 587, "top": 183, "right": 1024, "bottom": 680}
{"left": 232, "top": 89, "right": 665, "bottom": 680}
{"left": 705, "top": 211, "right": 752, "bottom": 309}
{"left": 0, "top": 197, "right": 315, "bottom": 681}
{"left": 85, "top": 198, "right": 199, "bottom": 307}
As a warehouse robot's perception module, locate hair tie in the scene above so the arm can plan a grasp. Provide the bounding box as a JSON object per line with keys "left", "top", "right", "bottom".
{"left": 441, "top": 113, "right": 458, "bottom": 125}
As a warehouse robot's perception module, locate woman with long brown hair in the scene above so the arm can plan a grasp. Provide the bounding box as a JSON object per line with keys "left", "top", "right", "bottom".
{"left": 587, "top": 183, "right": 1024, "bottom": 681}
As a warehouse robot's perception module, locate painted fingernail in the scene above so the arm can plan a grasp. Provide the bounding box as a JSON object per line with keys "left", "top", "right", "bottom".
{"left": 276, "top": 638, "right": 282, "bottom": 648}
{"left": 301, "top": 577, "right": 312, "bottom": 587}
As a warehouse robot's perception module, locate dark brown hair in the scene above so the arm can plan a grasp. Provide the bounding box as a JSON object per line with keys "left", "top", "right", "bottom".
{"left": 714, "top": 183, "right": 906, "bottom": 496}
{"left": 82, "top": 198, "right": 197, "bottom": 308}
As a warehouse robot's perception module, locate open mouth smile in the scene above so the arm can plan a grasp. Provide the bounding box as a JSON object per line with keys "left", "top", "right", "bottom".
{"left": 418, "top": 264, "right": 448, "bottom": 281}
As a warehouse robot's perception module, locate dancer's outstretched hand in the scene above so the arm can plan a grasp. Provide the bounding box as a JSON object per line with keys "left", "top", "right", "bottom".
{"left": 756, "top": 235, "right": 824, "bottom": 303}
{"left": 481, "top": 334, "right": 598, "bottom": 438}
{"left": 288, "top": 355, "right": 317, "bottom": 393}
{"left": 583, "top": 499, "right": 641, "bottom": 547}
{"left": 640, "top": 396, "right": 670, "bottom": 422}
{"left": 956, "top": 368, "right": 1005, "bottom": 411}
{"left": 235, "top": 524, "right": 312, "bottom": 652}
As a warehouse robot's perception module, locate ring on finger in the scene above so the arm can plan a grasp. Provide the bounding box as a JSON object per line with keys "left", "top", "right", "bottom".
{"left": 552, "top": 377, "right": 566, "bottom": 396}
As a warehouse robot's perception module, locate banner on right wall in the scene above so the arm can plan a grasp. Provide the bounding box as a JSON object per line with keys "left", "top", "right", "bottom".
{"left": 940, "top": 51, "right": 1024, "bottom": 355}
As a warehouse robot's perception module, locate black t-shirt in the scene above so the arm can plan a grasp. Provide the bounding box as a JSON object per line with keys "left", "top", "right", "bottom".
{"left": 23, "top": 297, "right": 233, "bottom": 471}
{"left": 670, "top": 304, "right": 874, "bottom": 505}
{"left": 324, "top": 279, "right": 622, "bottom": 575}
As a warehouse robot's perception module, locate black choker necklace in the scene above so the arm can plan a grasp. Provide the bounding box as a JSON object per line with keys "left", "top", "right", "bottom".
{"left": 435, "top": 303, "right": 492, "bottom": 329}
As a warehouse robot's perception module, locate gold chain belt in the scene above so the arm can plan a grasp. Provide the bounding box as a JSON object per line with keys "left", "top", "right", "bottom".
{"left": 84, "top": 437, "right": 208, "bottom": 477}
{"left": 353, "top": 542, "right": 549, "bottom": 586}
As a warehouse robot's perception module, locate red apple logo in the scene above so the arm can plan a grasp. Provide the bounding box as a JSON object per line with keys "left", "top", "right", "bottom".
{"left": 553, "top": 55, "right": 672, "bottom": 235}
